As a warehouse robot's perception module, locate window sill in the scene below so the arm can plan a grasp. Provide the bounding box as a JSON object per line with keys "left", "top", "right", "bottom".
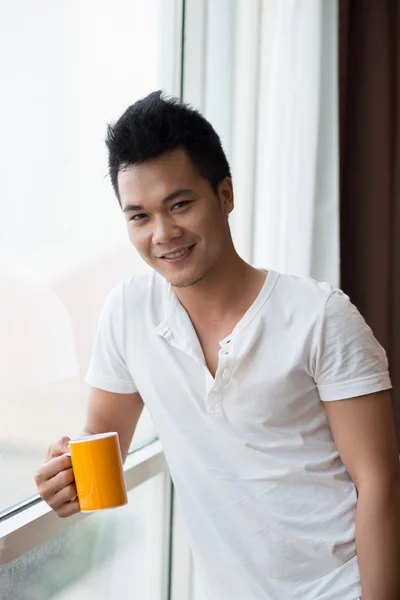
{"left": 0, "top": 439, "right": 166, "bottom": 565}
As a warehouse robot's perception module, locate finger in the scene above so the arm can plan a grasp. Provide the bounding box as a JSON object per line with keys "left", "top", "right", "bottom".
{"left": 57, "top": 499, "right": 80, "bottom": 519}
{"left": 46, "top": 436, "right": 71, "bottom": 460}
{"left": 35, "top": 455, "right": 71, "bottom": 484}
{"left": 40, "top": 467, "right": 75, "bottom": 500}
{"left": 50, "top": 483, "right": 78, "bottom": 510}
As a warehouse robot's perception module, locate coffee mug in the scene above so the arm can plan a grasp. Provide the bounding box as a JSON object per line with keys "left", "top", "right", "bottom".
{"left": 68, "top": 432, "right": 128, "bottom": 512}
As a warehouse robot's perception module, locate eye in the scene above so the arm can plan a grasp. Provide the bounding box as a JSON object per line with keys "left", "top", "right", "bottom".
{"left": 171, "top": 200, "right": 191, "bottom": 211}
{"left": 129, "top": 213, "right": 148, "bottom": 222}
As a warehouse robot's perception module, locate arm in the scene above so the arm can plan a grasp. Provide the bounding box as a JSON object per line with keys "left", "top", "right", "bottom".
{"left": 83, "top": 387, "right": 144, "bottom": 462}
{"left": 324, "top": 391, "right": 400, "bottom": 600}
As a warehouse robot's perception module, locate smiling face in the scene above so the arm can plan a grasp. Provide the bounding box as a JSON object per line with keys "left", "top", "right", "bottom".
{"left": 118, "top": 147, "right": 234, "bottom": 288}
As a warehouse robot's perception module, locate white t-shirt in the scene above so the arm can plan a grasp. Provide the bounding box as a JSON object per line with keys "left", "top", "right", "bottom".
{"left": 85, "top": 270, "right": 391, "bottom": 600}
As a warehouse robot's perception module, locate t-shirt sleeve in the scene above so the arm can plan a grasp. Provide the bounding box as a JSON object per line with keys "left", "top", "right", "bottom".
{"left": 314, "top": 289, "right": 392, "bottom": 401}
{"left": 84, "top": 283, "right": 137, "bottom": 394}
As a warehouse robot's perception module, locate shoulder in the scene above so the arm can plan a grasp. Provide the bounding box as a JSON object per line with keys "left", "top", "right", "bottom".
{"left": 272, "top": 272, "right": 364, "bottom": 335}
{"left": 101, "top": 271, "right": 170, "bottom": 324}
{"left": 271, "top": 271, "right": 338, "bottom": 318}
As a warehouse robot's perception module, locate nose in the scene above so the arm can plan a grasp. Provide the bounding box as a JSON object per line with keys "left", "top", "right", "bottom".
{"left": 152, "top": 215, "right": 183, "bottom": 246}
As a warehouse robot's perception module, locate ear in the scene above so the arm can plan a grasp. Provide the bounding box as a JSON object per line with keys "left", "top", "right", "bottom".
{"left": 218, "top": 177, "right": 234, "bottom": 215}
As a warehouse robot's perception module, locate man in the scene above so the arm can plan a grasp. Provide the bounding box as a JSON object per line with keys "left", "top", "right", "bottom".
{"left": 35, "top": 91, "right": 400, "bottom": 600}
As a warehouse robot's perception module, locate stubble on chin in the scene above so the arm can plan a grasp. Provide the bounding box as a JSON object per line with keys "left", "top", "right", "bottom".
{"left": 170, "top": 274, "right": 205, "bottom": 289}
{"left": 168, "top": 263, "right": 217, "bottom": 289}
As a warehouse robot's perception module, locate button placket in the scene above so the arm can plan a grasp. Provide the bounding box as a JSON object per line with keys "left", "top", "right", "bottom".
{"left": 217, "top": 338, "right": 234, "bottom": 385}
{"left": 206, "top": 337, "right": 235, "bottom": 416}
{"left": 206, "top": 371, "right": 223, "bottom": 414}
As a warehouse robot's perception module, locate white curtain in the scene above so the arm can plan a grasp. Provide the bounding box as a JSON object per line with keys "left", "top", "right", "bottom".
{"left": 251, "top": 0, "right": 339, "bottom": 285}
{"left": 179, "top": 3, "right": 340, "bottom": 599}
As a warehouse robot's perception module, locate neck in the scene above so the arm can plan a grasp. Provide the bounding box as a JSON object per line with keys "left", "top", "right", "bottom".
{"left": 174, "top": 250, "right": 266, "bottom": 321}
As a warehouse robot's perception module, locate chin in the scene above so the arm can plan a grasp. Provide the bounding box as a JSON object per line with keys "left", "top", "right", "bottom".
{"left": 156, "top": 260, "right": 215, "bottom": 289}
{"left": 166, "top": 270, "right": 207, "bottom": 289}
{"left": 168, "top": 275, "right": 202, "bottom": 288}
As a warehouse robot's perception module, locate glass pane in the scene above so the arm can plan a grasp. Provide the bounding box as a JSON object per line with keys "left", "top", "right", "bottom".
{"left": 0, "top": 474, "right": 168, "bottom": 600}
{"left": 191, "top": 556, "right": 205, "bottom": 600}
{"left": 0, "top": 0, "right": 180, "bottom": 514}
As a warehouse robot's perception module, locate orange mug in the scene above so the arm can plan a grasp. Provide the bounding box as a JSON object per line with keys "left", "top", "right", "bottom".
{"left": 68, "top": 432, "right": 128, "bottom": 512}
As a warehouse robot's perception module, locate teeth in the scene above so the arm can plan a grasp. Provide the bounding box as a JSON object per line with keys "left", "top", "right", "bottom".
{"left": 164, "top": 248, "right": 189, "bottom": 259}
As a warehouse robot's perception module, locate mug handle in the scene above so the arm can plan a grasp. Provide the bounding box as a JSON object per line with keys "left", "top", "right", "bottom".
{"left": 61, "top": 452, "right": 77, "bottom": 501}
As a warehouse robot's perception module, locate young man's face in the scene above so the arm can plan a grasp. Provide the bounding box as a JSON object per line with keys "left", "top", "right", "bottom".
{"left": 118, "top": 147, "right": 234, "bottom": 288}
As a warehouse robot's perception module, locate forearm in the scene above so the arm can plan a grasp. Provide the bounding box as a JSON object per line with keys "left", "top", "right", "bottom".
{"left": 356, "top": 478, "right": 400, "bottom": 600}
{"left": 83, "top": 389, "right": 143, "bottom": 463}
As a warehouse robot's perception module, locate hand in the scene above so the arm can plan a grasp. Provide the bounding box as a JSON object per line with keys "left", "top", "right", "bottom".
{"left": 34, "top": 436, "right": 80, "bottom": 518}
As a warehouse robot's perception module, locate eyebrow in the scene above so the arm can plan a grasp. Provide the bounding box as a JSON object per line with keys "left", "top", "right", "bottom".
{"left": 122, "top": 188, "right": 195, "bottom": 213}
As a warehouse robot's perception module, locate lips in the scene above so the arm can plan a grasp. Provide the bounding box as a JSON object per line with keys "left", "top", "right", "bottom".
{"left": 162, "top": 247, "right": 190, "bottom": 259}
{"left": 159, "top": 244, "right": 195, "bottom": 264}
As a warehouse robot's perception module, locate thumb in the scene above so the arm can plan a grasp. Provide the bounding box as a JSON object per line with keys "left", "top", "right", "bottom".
{"left": 46, "top": 436, "right": 71, "bottom": 460}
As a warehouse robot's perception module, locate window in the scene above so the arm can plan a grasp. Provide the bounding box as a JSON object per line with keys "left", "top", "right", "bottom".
{"left": 0, "top": 0, "right": 181, "bottom": 515}
{"left": 0, "top": 474, "right": 169, "bottom": 599}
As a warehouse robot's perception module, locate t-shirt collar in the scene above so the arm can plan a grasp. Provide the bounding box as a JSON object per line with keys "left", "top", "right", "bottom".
{"left": 155, "top": 270, "right": 280, "bottom": 344}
